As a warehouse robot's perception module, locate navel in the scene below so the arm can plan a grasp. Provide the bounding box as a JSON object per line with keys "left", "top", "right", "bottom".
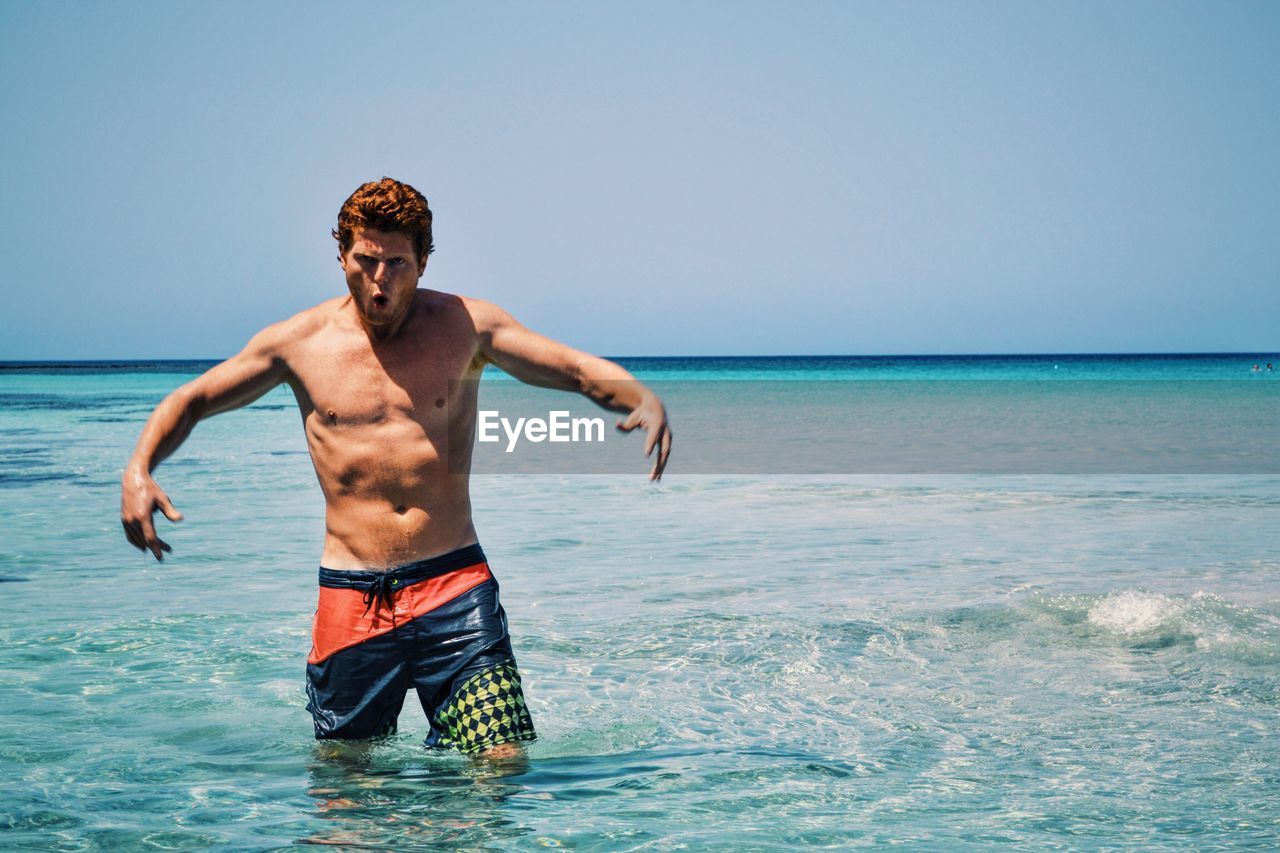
{"left": 435, "top": 397, "right": 445, "bottom": 408}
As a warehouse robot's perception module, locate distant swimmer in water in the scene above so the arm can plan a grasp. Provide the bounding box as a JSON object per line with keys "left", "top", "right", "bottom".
{"left": 1268, "top": 363, "right": 1274, "bottom": 372}
{"left": 1253, "top": 364, "right": 1261, "bottom": 372}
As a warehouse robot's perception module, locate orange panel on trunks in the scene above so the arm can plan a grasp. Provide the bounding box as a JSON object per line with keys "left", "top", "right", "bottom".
{"left": 308, "top": 562, "right": 491, "bottom": 665}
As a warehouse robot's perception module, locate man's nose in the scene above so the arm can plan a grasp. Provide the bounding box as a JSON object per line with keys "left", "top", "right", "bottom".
{"left": 373, "top": 262, "right": 389, "bottom": 283}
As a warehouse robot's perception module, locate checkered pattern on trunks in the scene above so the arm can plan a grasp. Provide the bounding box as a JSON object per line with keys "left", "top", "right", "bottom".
{"left": 433, "top": 661, "right": 536, "bottom": 754}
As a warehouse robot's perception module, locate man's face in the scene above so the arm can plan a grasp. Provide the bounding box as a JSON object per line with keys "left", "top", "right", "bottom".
{"left": 340, "top": 228, "right": 427, "bottom": 326}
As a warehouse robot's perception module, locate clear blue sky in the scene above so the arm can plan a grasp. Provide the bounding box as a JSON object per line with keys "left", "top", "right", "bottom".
{"left": 2, "top": 1, "right": 1276, "bottom": 359}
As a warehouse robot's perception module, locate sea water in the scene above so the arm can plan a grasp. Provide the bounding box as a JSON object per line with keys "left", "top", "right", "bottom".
{"left": 1, "top": 355, "right": 1278, "bottom": 849}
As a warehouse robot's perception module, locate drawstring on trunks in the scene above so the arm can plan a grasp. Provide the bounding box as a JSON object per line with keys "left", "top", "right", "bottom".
{"left": 361, "top": 573, "right": 399, "bottom": 616}
{"left": 316, "top": 543, "right": 488, "bottom": 624}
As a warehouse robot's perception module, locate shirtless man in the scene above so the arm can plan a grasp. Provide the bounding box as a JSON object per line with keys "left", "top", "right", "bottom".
{"left": 120, "top": 178, "right": 671, "bottom": 759}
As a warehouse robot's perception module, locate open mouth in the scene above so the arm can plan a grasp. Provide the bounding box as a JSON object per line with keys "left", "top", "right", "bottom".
{"left": 372, "top": 295, "right": 389, "bottom": 308}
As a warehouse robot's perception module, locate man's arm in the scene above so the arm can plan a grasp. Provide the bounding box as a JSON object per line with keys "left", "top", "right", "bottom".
{"left": 472, "top": 300, "right": 672, "bottom": 480}
{"left": 121, "top": 324, "right": 292, "bottom": 560}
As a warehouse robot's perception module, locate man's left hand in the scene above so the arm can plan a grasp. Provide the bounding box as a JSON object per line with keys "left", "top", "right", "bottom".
{"left": 616, "top": 397, "right": 672, "bottom": 481}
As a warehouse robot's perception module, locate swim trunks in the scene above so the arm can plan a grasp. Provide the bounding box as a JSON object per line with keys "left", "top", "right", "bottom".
{"left": 304, "top": 543, "right": 536, "bottom": 753}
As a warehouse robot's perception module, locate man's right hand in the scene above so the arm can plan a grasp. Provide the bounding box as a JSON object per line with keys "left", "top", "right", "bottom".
{"left": 118, "top": 321, "right": 291, "bottom": 561}
{"left": 121, "top": 467, "right": 184, "bottom": 561}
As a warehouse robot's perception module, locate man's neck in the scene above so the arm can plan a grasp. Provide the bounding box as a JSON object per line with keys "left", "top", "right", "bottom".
{"left": 350, "top": 301, "right": 414, "bottom": 344}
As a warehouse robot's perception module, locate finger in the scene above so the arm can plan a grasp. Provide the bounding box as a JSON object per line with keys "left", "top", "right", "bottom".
{"left": 149, "top": 536, "right": 171, "bottom": 562}
{"left": 123, "top": 520, "right": 145, "bottom": 550}
{"left": 157, "top": 492, "right": 184, "bottom": 523}
{"left": 643, "top": 425, "right": 658, "bottom": 458}
{"left": 141, "top": 516, "right": 162, "bottom": 559}
{"left": 616, "top": 410, "right": 640, "bottom": 433}
{"left": 126, "top": 519, "right": 148, "bottom": 550}
{"left": 650, "top": 427, "right": 672, "bottom": 481}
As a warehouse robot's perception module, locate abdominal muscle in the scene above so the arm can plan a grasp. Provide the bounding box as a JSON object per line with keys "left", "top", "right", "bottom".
{"left": 305, "top": 414, "right": 479, "bottom": 571}
{"left": 320, "top": 492, "right": 479, "bottom": 570}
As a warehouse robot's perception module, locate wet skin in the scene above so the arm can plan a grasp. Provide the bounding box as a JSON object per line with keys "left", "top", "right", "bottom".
{"left": 120, "top": 227, "right": 672, "bottom": 758}
{"left": 121, "top": 228, "right": 671, "bottom": 568}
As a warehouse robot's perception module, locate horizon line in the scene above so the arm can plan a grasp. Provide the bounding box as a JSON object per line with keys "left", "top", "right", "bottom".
{"left": 2, "top": 350, "right": 1277, "bottom": 366}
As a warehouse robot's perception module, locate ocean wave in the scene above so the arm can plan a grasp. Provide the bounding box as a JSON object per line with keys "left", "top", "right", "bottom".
{"left": 1086, "top": 590, "right": 1184, "bottom": 634}
{"left": 1021, "top": 589, "right": 1280, "bottom": 661}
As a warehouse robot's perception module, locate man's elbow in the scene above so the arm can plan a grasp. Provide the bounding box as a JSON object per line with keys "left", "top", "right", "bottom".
{"left": 167, "top": 384, "right": 210, "bottom": 424}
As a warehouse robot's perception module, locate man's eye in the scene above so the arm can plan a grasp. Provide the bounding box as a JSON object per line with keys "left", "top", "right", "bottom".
{"left": 389, "top": 258, "right": 405, "bottom": 267}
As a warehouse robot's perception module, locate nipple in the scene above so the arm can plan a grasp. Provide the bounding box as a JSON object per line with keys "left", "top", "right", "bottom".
{"left": 327, "top": 409, "right": 337, "bottom": 424}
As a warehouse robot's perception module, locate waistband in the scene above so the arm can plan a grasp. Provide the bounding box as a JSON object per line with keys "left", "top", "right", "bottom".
{"left": 318, "top": 543, "right": 487, "bottom": 590}
{"left": 319, "top": 543, "right": 488, "bottom": 617}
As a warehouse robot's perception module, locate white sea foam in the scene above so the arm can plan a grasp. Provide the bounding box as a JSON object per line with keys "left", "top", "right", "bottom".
{"left": 1086, "top": 590, "right": 1184, "bottom": 635}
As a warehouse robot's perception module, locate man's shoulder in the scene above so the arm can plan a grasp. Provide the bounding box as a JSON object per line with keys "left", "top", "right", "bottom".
{"left": 249, "top": 298, "right": 347, "bottom": 354}
{"left": 289, "top": 297, "right": 349, "bottom": 331}
{"left": 416, "top": 290, "right": 508, "bottom": 331}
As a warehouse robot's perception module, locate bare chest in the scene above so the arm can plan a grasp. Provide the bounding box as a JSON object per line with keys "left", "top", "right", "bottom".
{"left": 290, "top": 324, "right": 480, "bottom": 432}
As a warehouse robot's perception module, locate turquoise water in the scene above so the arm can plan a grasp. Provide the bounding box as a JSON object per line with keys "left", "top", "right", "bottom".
{"left": 2, "top": 356, "right": 1278, "bottom": 848}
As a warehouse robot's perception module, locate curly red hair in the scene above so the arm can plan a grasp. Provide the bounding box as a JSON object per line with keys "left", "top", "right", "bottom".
{"left": 332, "top": 177, "right": 434, "bottom": 262}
